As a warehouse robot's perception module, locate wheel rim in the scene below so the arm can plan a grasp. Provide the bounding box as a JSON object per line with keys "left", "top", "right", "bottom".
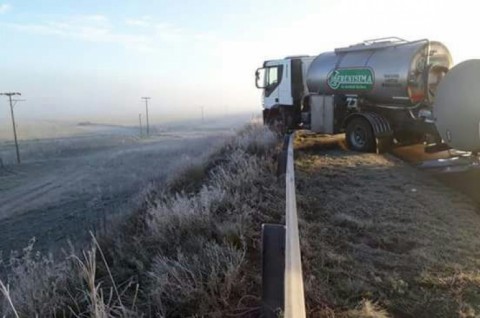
{"left": 350, "top": 125, "right": 367, "bottom": 148}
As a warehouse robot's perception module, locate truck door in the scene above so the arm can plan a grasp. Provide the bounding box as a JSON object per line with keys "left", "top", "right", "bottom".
{"left": 278, "top": 60, "right": 293, "bottom": 106}
{"left": 263, "top": 65, "right": 283, "bottom": 109}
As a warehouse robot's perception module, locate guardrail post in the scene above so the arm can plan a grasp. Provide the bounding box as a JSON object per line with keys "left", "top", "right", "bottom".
{"left": 261, "top": 223, "right": 285, "bottom": 317}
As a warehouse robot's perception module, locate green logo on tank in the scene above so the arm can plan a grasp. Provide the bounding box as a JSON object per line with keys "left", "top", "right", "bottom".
{"left": 327, "top": 68, "right": 374, "bottom": 90}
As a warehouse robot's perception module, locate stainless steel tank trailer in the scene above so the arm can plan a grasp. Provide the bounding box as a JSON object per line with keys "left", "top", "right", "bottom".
{"left": 255, "top": 37, "right": 480, "bottom": 156}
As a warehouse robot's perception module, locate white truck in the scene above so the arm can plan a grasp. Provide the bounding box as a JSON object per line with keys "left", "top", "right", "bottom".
{"left": 255, "top": 37, "right": 480, "bottom": 154}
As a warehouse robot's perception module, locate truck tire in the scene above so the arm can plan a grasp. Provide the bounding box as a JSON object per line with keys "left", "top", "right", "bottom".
{"left": 264, "top": 113, "right": 282, "bottom": 135}
{"left": 346, "top": 117, "right": 375, "bottom": 152}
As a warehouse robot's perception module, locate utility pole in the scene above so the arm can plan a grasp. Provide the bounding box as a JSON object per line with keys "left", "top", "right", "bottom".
{"left": 138, "top": 113, "right": 143, "bottom": 137}
{"left": 0, "top": 92, "right": 22, "bottom": 164}
{"left": 141, "top": 97, "right": 150, "bottom": 136}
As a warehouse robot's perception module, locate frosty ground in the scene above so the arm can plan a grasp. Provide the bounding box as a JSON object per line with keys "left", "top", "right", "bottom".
{"left": 0, "top": 115, "right": 248, "bottom": 254}
{"left": 295, "top": 133, "right": 480, "bottom": 317}
{"left": 3, "top": 122, "right": 480, "bottom": 317}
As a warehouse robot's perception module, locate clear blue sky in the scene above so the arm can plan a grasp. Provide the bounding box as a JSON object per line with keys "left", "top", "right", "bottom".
{"left": 0, "top": 0, "right": 477, "bottom": 123}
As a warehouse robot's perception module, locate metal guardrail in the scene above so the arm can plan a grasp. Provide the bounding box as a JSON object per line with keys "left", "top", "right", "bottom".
{"left": 262, "top": 132, "right": 306, "bottom": 317}
{"left": 284, "top": 132, "right": 306, "bottom": 318}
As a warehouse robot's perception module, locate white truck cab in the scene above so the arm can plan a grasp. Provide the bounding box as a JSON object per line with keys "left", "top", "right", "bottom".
{"left": 255, "top": 59, "right": 293, "bottom": 109}
{"left": 255, "top": 56, "right": 313, "bottom": 129}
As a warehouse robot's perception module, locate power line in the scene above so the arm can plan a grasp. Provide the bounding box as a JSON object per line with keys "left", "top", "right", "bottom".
{"left": 0, "top": 92, "right": 22, "bottom": 164}
{"left": 12, "top": 99, "right": 26, "bottom": 106}
{"left": 141, "top": 97, "right": 151, "bottom": 136}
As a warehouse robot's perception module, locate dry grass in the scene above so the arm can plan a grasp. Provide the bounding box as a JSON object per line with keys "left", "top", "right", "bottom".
{"left": 9, "top": 124, "right": 480, "bottom": 317}
{"left": 95, "top": 124, "right": 282, "bottom": 316}
{"left": 0, "top": 123, "right": 284, "bottom": 317}
{"left": 294, "top": 132, "right": 480, "bottom": 317}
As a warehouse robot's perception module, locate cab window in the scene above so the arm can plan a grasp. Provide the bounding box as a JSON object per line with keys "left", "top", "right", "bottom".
{"left": 267, "top": 67, "right": 279, "bottom": 86}
{"left": 265, "top": 65, "right": 283, "bottom": 97}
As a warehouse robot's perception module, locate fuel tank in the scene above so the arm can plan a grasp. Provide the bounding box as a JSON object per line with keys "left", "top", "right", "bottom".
{"left": 306, "top": 38, "right": 452, "bottom": 105}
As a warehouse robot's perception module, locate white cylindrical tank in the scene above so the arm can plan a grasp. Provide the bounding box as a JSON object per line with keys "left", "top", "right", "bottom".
{"left": 434, "top": 60, "right": 480, "bottom": 152}
{"left": 306, "top": 39, "right": 452, "bottom": 105}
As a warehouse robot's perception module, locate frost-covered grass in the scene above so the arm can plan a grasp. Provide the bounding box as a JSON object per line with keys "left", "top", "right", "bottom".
{"left": 0, "top": 123, "right": 283, "bottom": 317}
{"left": 295, "top": 132, "right": 480, "bottom": 317}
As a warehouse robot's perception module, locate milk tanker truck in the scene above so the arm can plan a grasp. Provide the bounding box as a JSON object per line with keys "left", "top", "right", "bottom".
{"left": 255, "top": 37, "right": 480, "bottom": 154}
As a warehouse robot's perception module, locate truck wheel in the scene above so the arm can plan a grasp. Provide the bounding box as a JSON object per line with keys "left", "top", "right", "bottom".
{"left": 346, "top": 118, "right": 375, "bottom": 152}
{"left": 265, "top": 112, "right": 283, "bottom": 135}
{"left": 271, "top": 115, "right": 285, "bottom": 135}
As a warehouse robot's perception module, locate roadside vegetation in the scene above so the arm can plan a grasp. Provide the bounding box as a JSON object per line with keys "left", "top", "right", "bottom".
{"left": 294, "top": 133, "right": 480, "bottom": 317}
{"left": 0, "top": 123, "right": 284, "bottom": 317}
{"left": 4, "top": 126, "right": 480, "bottom": 317}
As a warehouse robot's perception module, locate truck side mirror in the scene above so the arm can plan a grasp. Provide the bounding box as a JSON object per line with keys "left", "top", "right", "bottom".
{"left": 255, "top": 68, "right": 266, "bottom": 89}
